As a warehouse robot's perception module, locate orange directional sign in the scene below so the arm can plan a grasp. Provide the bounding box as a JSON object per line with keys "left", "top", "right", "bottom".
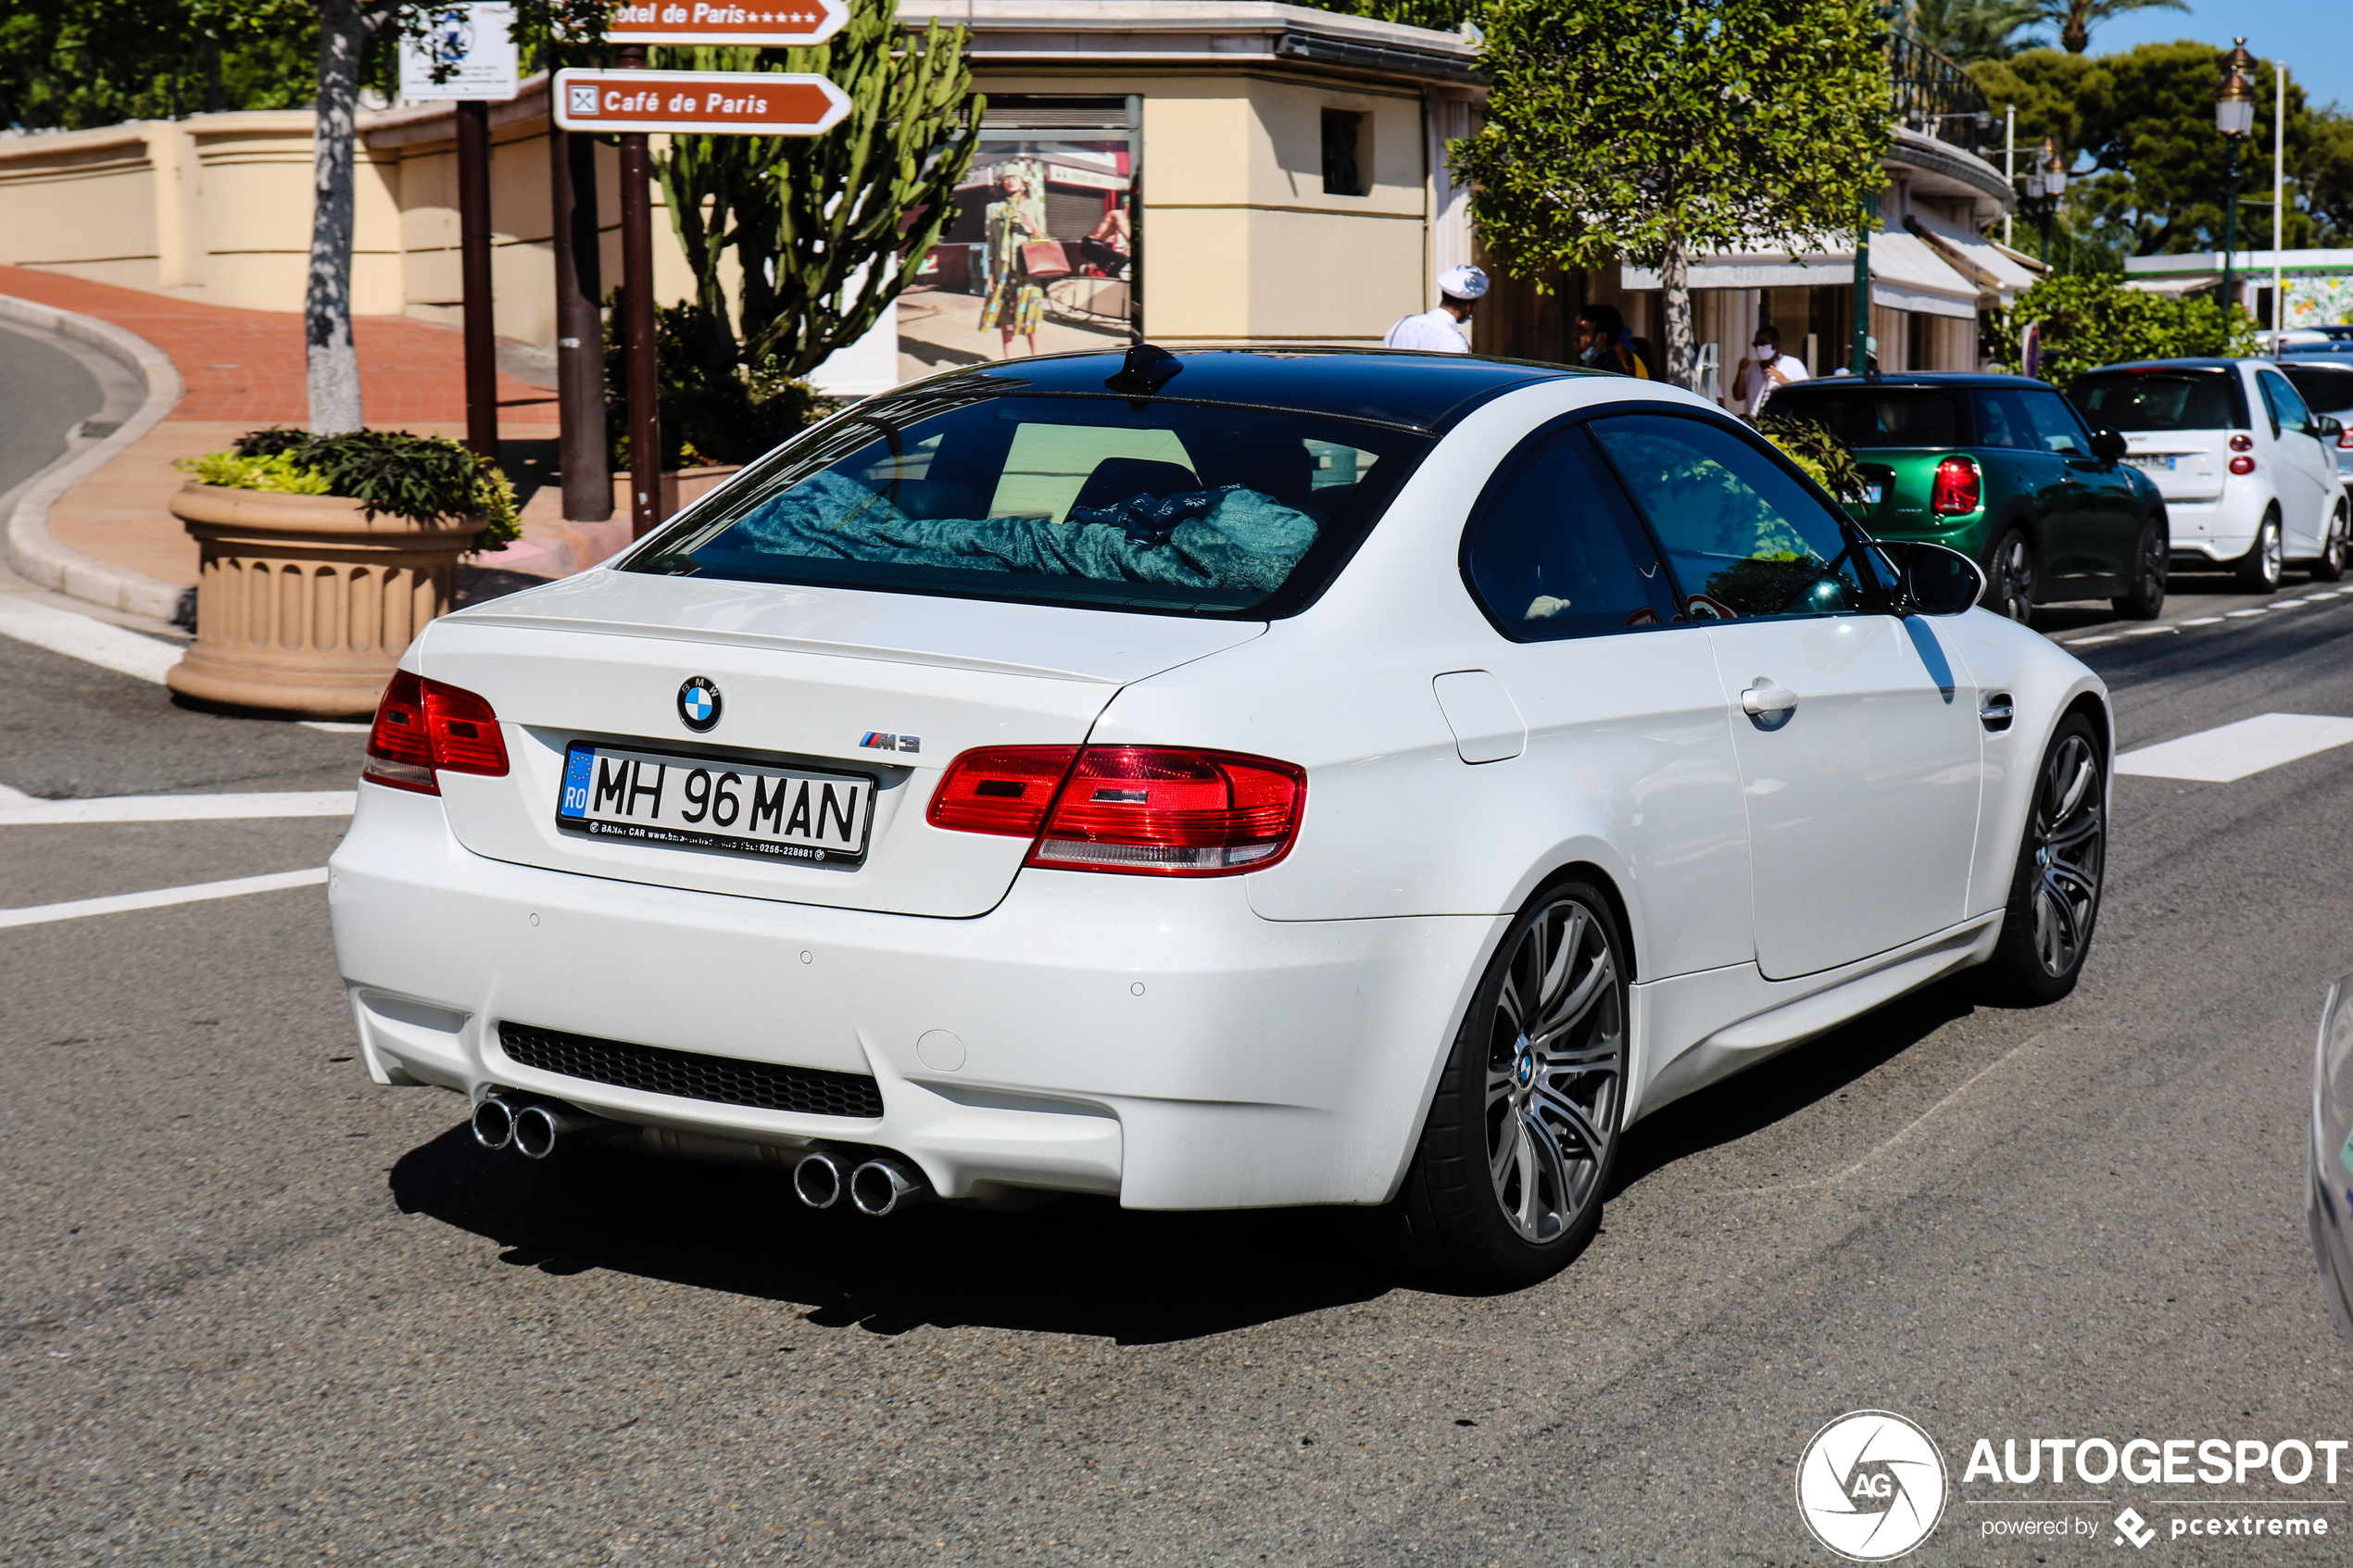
{"left": 605, "top": 0, "right": 846, "bottom": 46}
{"left": 552, "top": 69, "right": 850, "bottom": 135}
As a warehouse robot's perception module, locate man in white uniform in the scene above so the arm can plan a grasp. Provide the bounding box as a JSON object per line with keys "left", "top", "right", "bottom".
{"left": 1383, "top": 265, "right": 1489, "bottom": 352}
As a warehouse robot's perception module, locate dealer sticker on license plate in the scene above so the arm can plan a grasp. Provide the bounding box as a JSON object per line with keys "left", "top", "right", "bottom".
{"left": 1862, "top": 483, "right": 1883, "bottom": 505}
{"left": 2126, "top": 454, "right": 2178, "bottom": 470}
{"left": 557, "top": 743, "right": 874, "bottom": 864}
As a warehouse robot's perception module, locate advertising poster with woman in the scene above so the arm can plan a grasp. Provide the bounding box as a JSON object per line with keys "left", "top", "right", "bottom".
{"left": 898, "top": 126, "right": 1137, "bottom": 376}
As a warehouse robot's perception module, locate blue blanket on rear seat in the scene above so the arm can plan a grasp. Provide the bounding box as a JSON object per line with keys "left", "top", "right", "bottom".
{"left": 722, "top": 471, "right": 1318, "bottom": 594}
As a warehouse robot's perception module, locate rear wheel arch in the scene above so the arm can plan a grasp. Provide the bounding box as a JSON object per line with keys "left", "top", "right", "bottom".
{"left": 1524, "top": 860, "right": 1639, "bottom": 985}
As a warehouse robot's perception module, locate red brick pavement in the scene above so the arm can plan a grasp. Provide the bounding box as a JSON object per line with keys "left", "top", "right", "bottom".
{"left": 0, "top": 265, "right": 558, "bottom": 429}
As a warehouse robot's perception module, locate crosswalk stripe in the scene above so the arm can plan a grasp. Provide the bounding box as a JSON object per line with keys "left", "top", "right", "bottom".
{"left": 2116, "top": 713, "right": 2353, "bottom": 784}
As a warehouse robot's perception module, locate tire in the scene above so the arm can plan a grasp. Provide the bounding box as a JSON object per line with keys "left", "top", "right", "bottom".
{"left": 1389, "top": 881, "right": 1629, "bottom": 1286}
{"left": 2312, "top": 500, "right": 2349, "bottom": 583}
{"left": 1982, "top": 526, "right": 2036, "bottom": 623}
{"left": 2109, "top": 514, "right": 2169, "bottom": 620}
{"left": 2235, "top": 509, "right": 2284, "bottom": 594}
{"left": 1979, "top": 713, "right": 2106, "bottom": 1006}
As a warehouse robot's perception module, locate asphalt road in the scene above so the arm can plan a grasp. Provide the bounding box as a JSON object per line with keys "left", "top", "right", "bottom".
{"left": 6, "top": 546, "right": 2353, "bottom": 1557}
{"left": 0, "top": 317, "right": 106, "bottom": 499}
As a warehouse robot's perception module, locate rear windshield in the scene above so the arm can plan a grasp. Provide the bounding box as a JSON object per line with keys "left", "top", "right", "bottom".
{"left": 2069, "top": 370, "right": 2244, "bottom": 432}
{"left": 1761, "top": 386, "right": 1963, "bottom": 446}
{"left": 2283, "top": 362, "right": 2353, "bottom": 413}
{"left": 625, "top": 393, "right": 1432, "bottom": 618}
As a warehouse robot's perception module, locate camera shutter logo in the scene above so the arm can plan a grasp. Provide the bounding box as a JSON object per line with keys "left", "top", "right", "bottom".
{"left": 1794, "top": 1411, "right": 1947, "bottom": 1561}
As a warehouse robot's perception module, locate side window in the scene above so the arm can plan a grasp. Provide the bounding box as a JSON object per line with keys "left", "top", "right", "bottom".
{"left": 2020, "top": 390, "right": 2091, "bottom": 457}
{"left": 1972, "top": 389, "right": 2032, "bottom": 449}
{"left": 2257, "top": 373, "right": 2284, "bottom": 438}
{"left": 1463, "top": 426, "right": 1679, "bottom": 639}
{"left": 1588, "top": 413, "right": 1865, "bottom": 621}
{"left": 2263, "top": 371, "right": 2315, "bottom": 435}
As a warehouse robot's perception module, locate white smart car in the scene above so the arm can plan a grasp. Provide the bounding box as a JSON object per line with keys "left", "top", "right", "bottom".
{"left": 2069, "top": 358, "right": 2350, "bottom": 590}
{"left": 330, "top": 347, "right": 2110, "bottom": 1284}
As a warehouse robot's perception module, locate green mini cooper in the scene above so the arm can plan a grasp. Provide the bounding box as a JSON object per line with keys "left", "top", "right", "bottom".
{"left": 1764, "top": 372, "right": 2168, "bottom": 621}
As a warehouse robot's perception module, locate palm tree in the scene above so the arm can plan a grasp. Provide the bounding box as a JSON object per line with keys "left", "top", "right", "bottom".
{"left": 1907, "top": 0, "right": 2045, "bottom": 62}
{"left": 2038, "top": 0, "right": 2187, "bottom": 55}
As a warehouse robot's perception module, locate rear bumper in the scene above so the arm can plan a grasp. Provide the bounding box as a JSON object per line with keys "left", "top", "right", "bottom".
{"left": 2161, "top": 498, "right": 2261, "bottom": 561}
{"left": 328, "top": 783, "right": 1500, "bottom": 1209}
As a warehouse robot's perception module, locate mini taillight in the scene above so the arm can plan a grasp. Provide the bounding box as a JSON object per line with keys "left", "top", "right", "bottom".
{"left": 927, "top": 745, "right": 1307, "bottom": 876}
{"left": 2230, "top": 433, "right": 2255, "bottom": 452}
{"left": 925, "top": 746, "right": 1079, "bottom": 835}
{"left": 363, "top": 670, "right": 510, "bottom": 795}
{"left": 2337, "top": 428, "right": 2352, "bottom": 450}
{"left": 1931, "top": 456, "right": 1981, "bottom": 515}
{"left": 2230, "top": 454, "right": 2258, "bottom": 475}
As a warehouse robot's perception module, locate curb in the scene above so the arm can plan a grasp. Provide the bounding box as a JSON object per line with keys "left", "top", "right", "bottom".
{"left": 0, "top": 292, "right": 191, "bottom": 621}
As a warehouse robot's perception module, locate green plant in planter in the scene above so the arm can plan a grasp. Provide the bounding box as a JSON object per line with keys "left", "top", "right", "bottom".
{"left": 180, "top": 428, "right": 522, "bottom": 549}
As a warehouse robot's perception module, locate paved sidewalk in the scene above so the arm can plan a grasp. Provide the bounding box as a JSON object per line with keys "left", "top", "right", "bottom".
{"left": 0, "top": 265, "right": 640, "bottom": 589}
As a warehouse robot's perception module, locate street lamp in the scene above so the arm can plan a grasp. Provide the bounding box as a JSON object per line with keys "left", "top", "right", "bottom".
{"left": 2020, "top": 137, "right": 2065, "bottom": 265}
{"left": 2217, "top": 38, "right": 2258, "bottom": 316}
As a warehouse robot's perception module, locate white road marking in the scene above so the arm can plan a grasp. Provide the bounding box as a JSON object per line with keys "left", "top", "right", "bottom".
{"left": 2225, "top": 608, "right": 2269, "bottom": 618}
{"left": 2179, "top": 616, "right": 2224, "bottom": 625}
{"left": 2116, "top": 712, "right": 2353, "bottom": 783}
{"left": 0, "top": 867, "right": 327, "bottom": 931}
{"left": 302, "top": 721, "right": 371, "bottom": 734}
{"left": 2123, "top": 625, "right": 2176, "bottom": 635}
{"left": 0, "top": 596, "right": 178, "bottom": 684}
{"left": 2267, "top": 599, "right": 2310, "bottom": 609}
{"left": 2069, "top": 634, "right": 2120, "bottom": 645}
{"left": 0, "top": 784, "right": 30, "bottom": 806}
{"left": 0, "top": 791, "right": 355, "bottom": 825}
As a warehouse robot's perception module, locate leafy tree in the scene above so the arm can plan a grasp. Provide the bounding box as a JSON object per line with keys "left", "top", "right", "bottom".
{"left": 1, "top": 0, "right": 318, "bottom": 131}
{"left": 1989, "top": 272, "right": 2255, "bottom": 382}
{"left": 645, "top": 8, "right": 979, "bottom": 462}
{"left": 2037, "top": 0, "right": 2183, "bottom": 55}
{"left": 1906, "top": 0, "right": 2043, "bottom": 64}
{"left": 1456, "top": 0, "right": 1889, "bottom": 391}
{"left": 1970, "top": 42, "right": 2352, "bottom": 262}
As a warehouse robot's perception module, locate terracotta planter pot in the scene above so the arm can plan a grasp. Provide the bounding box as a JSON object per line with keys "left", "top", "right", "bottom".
{"left": 165, "top": 483, "right": 479, "bottom": 718}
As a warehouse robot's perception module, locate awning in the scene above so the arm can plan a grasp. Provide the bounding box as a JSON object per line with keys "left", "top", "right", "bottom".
{"left": 1903, "top": 210, "right": 2042, "bottom": 301}
{"left": 1621, "top": 229, "right": 1981, "bottom": 320}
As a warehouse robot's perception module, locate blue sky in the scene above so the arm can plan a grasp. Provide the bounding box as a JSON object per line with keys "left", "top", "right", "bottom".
{"left": 2073, "top": 0, "right": 2348, "bottom": 111}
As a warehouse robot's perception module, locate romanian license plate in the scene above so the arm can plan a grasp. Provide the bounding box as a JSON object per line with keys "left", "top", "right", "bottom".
{"left": 556, "top": 743, "right": 875, "bottom": 865}
{"left": 2126, "top": 454, "right": 2178, "bottom": 470}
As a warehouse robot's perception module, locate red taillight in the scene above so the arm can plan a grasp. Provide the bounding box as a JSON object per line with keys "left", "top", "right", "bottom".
{"left": 1931, "top": 456, "right": 1981, "bottom": 515}
{"left": 926, "top": 746, "right": 1080, "bottom": 835}
{"left": 2230, "top": 454, "right": 2258, "bottom": 475}
{"left": 927, "top": 745, "right": 1307, "bottom": 877}
{"left": 2230, "top": 433, "right": 2255, "bottom": 452}
{"left": 2337, "top": 429, "right": 2351, "bottom": 450}
{"left": 363, "top": 670, "right": 510, "bottom": 795}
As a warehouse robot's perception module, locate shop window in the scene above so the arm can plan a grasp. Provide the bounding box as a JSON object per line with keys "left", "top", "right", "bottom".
{"left": 1322, "top": 109, "right": 1367, "bottom": 197}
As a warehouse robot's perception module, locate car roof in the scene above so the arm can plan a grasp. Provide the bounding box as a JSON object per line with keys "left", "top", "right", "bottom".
{"left": 2071, "top": 358, "right": 2250, "bottom": 373}
{"left": 891, "top": 345, "right": 1593, "bottom": 433}
{"left": 1768, "top": 372, "right": 2042, "bottom": 391}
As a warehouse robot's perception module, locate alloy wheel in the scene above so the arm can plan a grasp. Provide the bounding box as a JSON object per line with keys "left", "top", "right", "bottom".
{"left": 2029, "top": 733, "right": 2105, "bottom": 979}
{"left": 1484, "top": 898, "right": 1623, "bottom": 1245}
{"left": 2140, "top": 524, "right": 2169, "bottom": 596}
{"left": 2328, "top": 508, "right": 2349, "bottom": 576}
{"left": 1991, "top": 533, "right": 2034, "bottom": 622}
{"left": 2261, "top": 521, "right": 2284, "bottom": 586}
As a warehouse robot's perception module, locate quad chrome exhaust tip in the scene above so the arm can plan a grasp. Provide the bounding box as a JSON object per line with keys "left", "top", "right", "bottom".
{"left": 849, "top": 1156, "right": 927, "bottom": 1217}
{"left": 793, "top": 1150, "right": 848, "bottom": 1210}
{"left": 511, "top": 1100, "right": 610, "bottom": 1160}
{"left": 471, "top": 1093, "right": 516, "bottom": 1151}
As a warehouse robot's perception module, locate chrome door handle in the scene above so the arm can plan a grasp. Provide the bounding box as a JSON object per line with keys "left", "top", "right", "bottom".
{"left": 1741, "top": 681, "right": 1798, "bottom": 717}
{"left": 1980, "top": 695, "right": 2015, "bottom": 732}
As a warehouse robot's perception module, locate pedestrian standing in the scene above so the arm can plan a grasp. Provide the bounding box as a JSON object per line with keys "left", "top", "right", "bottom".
{"left": 1384, "top": 265, "right": 1490, "bottom": 352}
{"left": 1572, "top": 304, "right": 1651, "bottom": 378}
{"left": 1730, "top": 323, "right": 1809, "bottom": 415}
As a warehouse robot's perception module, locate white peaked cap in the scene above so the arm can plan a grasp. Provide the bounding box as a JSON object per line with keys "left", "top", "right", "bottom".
{"left": 1438, "top": 265, "right": 1491, "bottom": 300}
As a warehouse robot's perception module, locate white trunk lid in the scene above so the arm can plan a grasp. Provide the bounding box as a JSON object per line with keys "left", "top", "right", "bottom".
{"left": 2121, "top": 429, "right": 2226, "bottom": 502}
{"left": 415, "top": 571, "right": 1263, "bottom": 916}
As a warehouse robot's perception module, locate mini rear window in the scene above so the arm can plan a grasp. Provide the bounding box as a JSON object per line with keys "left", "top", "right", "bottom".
{"left": 625, "top": 393, "right": 1433, "bottom": 619}
{"left": 1761, "top": 386, "right": 1963, "bottom": 446}
{"left": 2069, "top": 370, "right": 2245, "bottom": 432}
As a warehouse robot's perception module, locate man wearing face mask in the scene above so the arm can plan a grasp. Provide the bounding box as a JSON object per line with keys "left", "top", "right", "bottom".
{"left": 1730, "top": 323, "right": 1809, "bottom": 416}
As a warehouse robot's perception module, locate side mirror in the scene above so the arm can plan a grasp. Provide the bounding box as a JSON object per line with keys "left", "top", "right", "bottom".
{"left": 2321, "top": 416, "right": 2345, "bottom": 443}
{"left": 2090, "top": 427, "right": 2129, "bottom": 462}
{"left": 1870, "top": 539, "right": 1985, "bottom": 618}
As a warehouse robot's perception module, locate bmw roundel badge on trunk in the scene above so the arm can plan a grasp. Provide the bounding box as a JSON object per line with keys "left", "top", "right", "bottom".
{"left": 676, "top": 676, "right": 722, "bottom": 733}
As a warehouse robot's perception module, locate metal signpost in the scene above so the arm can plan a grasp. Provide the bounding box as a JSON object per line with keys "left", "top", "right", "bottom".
{"left": 399, "top": 5, "right": 520, "bottom": 462}
{"left": 576, "top": 3, "right": 850, "bottom": 541}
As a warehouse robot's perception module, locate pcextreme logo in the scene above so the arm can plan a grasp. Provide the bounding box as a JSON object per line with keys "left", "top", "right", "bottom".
{"left": 1796, "top": 1410, "right": 1950, "bottom": 1561}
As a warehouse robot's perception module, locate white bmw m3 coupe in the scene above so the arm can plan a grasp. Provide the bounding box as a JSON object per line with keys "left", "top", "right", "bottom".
{"left": 329, "top": 345, "right": 2110, "bottom": 1284}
